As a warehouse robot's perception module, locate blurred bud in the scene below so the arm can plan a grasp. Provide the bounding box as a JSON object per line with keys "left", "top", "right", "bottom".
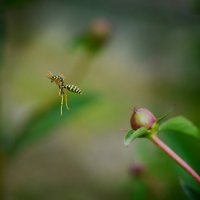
{"left": 129, "top": 163, "right": 145, "bottom": 178}
{"left": 85, "top": 19, "right": 111, "bottom": 53}
{"left": 72, "top": 19, "right": 111, "bottom": 54}
{"left": 89, "top": 19, "right": 111, "bottom": 40}
{"left": 130, "top": 108, "right": 157, "bottom": 130}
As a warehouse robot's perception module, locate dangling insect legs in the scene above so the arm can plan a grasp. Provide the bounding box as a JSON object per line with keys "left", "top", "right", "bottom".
{"left": 65, "top": 93, "right": 69, "bottom": 110}
{"left": 60, "top": 94, "right": 64, "bottom": 116}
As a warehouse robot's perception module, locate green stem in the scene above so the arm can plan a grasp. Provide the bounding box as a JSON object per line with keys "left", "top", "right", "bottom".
{"left": 0, "top": 152, "right": 6, "bottom": 199}
{"left": 149, "top": 135, "right": 200, "bottom": 184}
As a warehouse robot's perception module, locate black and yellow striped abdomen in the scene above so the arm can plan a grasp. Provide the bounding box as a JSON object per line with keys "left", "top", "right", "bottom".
{"left": 66, "top": 84, "right": 82, "bottom": 94}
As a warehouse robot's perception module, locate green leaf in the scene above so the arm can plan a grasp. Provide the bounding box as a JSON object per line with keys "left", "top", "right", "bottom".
{"left": 181, "top": 181, "right": 200, "bottom": 200}
{"left": 8, "top": 94, "right": 97, "bottom": 156}
{"left": 159, "top": 116, "right": 200, "bottom": 141}
{"left": 124, "top": 128, "right": 148, "bottom": 146}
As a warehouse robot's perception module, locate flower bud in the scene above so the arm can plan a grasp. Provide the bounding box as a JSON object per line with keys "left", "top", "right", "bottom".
{"left": 89, "top": 19, "right": 111, "bottom": 40}
{"left": 130, "top": 108, "right": 157, "bottom": 130}
{"left": 129, "top": 163, "right": 145, "bottom": 178}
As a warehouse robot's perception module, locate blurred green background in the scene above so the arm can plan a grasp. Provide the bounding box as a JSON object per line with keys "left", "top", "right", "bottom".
{"left": 0, "top": 0, "right": 200, "bottom": 199}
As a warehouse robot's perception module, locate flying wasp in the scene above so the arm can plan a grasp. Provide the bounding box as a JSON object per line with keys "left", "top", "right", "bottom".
{"left": 47, "top": 71, "right": 82, "bottom": 115}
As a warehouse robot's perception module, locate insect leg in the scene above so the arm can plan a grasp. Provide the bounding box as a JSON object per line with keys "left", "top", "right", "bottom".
{"left": 59, "top": 88, "right": 61, "bottom": 96}
{"left": 60, "top": 94, "right": 64, "bottom": 116}
{"left": 65, "top": 93, "right": 70, "bottom": 110}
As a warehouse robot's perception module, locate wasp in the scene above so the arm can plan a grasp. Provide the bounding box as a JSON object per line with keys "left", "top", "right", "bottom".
{"left": 47, "top": 71, "right": 82, "bottom": 115}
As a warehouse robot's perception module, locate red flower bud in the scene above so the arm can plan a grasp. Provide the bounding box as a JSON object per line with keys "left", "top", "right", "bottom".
{"left": 129, "top": 163, "right": 145, "bottom": 178}
{"left": 130, "top": 108, "right": 157, "bottom": 130}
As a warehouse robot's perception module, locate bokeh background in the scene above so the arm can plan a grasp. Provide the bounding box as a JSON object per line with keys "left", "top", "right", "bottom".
{"left": 1, "top": 0, "right": 200, "bottom": 199}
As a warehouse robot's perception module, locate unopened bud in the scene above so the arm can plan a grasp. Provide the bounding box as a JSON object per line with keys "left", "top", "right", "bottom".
{"left": 130, "top": 108, "right": 157, "bottom": 130}
{"left": 129, "top": 163, "right": 145, "bottom": 178}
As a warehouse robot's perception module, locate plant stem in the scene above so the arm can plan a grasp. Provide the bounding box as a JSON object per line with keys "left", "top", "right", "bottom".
{"left": 0, "top": 152, "right": 6, "bottom": 199}
{"left": 150, "top": 135, "right": 200, "bottom": 184}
